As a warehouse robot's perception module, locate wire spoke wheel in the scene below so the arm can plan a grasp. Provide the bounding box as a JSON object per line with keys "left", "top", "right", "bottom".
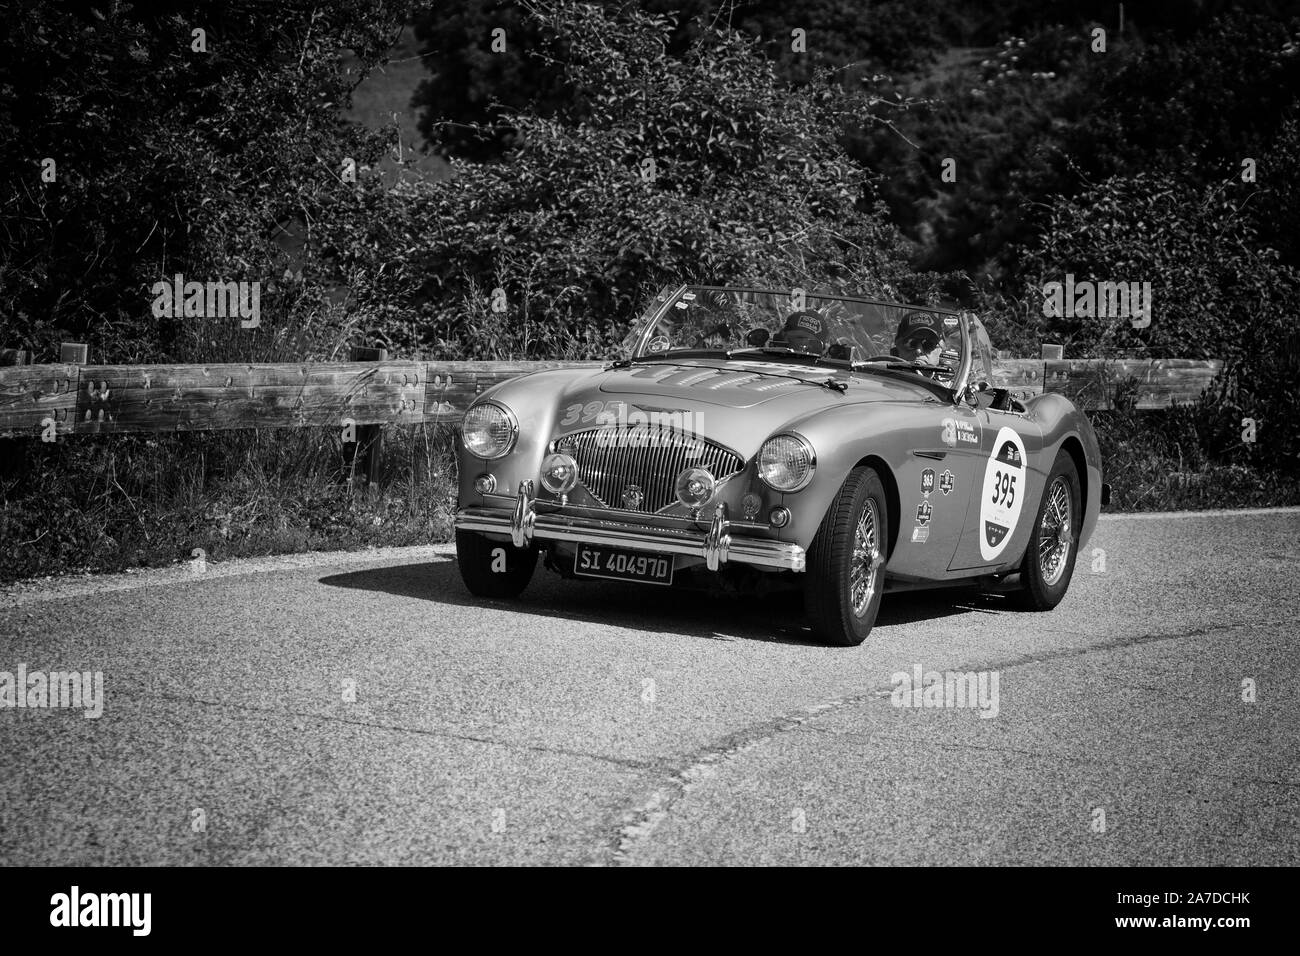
{"left": 804, "top": 465, "right": 889, "bottom": 646}
{"left": 849, "top": 498, "right": 882, "bottom": 617}
{"left": 1038, "top": 475, "right": 1072, "bottom": 587}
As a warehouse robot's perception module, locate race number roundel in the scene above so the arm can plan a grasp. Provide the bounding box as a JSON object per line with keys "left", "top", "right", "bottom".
{"left": 980, "top": 427, "right": 1028, "bottom": 561}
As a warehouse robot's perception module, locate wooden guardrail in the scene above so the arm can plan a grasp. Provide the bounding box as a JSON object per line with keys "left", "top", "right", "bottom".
{"left": 0, "top": 355, "right": 1222, "bottom": 440}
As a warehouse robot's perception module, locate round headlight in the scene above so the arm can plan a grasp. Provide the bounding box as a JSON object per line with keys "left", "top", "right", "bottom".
{"left": 462, "top": 403, "right": 517, "bottom": 460}
{"left": 758, "top": 434, "right": 815, "bottom": 492}
{"left": 675, "top": 467, "right": 716, "bottom": 508}
{"left": 540, "top": 453, "right": 578, "bottom": 495}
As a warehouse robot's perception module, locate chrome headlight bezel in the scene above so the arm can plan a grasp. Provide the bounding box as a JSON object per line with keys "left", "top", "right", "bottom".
{"left": 757, "top": 433, "right": 816, "bottom": 492}
{"left": 461, "top": 401, "right": 519, "bottom": 460}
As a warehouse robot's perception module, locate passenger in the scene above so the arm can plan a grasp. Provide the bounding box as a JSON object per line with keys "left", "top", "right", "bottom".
{"left": 770, "top": 310, "right": 829, "bottom": 355}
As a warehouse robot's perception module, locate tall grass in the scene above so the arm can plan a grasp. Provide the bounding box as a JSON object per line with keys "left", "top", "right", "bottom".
{"left": 0, "top": 424, "right": 458, "bottom": 582}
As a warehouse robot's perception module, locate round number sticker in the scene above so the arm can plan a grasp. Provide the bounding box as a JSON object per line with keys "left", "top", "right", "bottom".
{"left": 980, "top": 427, "right": 1028, "bottom": 561}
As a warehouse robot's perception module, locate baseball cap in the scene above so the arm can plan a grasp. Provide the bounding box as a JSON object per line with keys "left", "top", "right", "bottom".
{"left": 895, "top": 310, "right": 942, "bottom": 348}
{"left": 784, "top": 310, "right": 826, "bottom": 336}
{"left": 775, "top": 310, "right": 828, "bottom": 353}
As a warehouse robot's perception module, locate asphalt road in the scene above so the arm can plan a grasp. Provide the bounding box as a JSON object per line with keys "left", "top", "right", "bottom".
{"left": 2, "top": 509, "right": 1297, "bottom": 866}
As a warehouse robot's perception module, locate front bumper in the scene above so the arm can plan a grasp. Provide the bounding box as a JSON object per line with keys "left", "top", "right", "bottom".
{"left": 455, "top": 481, "right": 805, "bottom": 572}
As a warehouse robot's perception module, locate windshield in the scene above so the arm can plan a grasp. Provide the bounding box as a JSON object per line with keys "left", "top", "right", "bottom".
{"left": 624, "top": 286, "right": 967, "bottom": 385}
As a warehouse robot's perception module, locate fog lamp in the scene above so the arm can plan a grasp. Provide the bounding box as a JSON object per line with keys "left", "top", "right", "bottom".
{"left": 675, "top": 467, "right": 716, "bottom": 508}
{"left": 540, "top": 453, "right": 579, "bottom": 495}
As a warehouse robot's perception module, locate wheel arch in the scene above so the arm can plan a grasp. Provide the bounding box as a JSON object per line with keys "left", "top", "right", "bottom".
{"left": 1058, "top": 434, "right": 1088, "bottom": 523}
{"left": 853, "top": 454, "right": 900, "bottom": 559}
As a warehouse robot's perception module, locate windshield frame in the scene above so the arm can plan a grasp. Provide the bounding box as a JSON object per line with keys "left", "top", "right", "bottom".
{"left": 623, "top": 284, "right": 972, "bottom": 400}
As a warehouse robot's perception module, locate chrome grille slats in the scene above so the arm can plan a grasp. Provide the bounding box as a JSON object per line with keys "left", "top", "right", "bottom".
{"left": 668, "top": 425, "right": 687, "bottom": 497}
{"left": 573, "top": 429, "right": 612, "bottom": 507}
{"left": 595, "top": 429, "right": 618, "bottom": 506}
{"left": 564, "top": 425, "right": 744, "bottom": 514}
{"left": 630, "top": 423, "right": 648, "bottom": 506}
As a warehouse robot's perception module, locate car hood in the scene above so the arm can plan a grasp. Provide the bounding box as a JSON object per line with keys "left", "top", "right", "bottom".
{"left": 595, "top": 359, "right": 926, "bottom": 409}
{"left": 528, "top": 359, "right": 939, "bottom": 458}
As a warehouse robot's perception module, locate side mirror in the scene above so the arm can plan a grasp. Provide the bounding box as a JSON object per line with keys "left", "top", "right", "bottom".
{"left": 961, "top": 381, "right": 990, "bottom": 406}
{"left": 746, "top": 328, "right": 770, "bottom": 347}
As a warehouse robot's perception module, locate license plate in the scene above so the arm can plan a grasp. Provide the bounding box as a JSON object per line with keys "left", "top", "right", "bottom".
{"left": 573, "top": 544, "right": 674, "bottom": 586}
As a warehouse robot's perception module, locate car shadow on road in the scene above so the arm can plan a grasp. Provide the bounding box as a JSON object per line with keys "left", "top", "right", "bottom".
{"left": 319, "top": 558, "right": 992, "bottom": 647}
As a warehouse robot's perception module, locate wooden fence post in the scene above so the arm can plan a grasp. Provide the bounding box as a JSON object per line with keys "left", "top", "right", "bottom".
{"left": 344, "top": 346, "right": 387, "bottom": 494}
{"left": 0, "top": 347, "right": 33, "bottom": 476}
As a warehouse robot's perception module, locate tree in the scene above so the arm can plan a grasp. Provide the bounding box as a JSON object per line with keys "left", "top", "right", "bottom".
{"left": 364, "top": 0, "right": 918, "bottom": 359}
{"left": 1011, "top": 169, "right": 1300, "bottom": 469}
{"left": 410, "top": 0, "right": 951, "bottom": 161}
{"left": 0, "top": 1, "right": 412, "bottom": 362}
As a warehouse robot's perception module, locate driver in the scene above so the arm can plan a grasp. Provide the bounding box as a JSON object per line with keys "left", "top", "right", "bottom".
{"left": 893, "top": 310, "right": 945, "bottom": 365}
{"left": 770, "top": 310, "right": 829, "bottom": 355}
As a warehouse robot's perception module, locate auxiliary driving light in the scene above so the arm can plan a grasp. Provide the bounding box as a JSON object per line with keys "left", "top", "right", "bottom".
{"left": 540, "top": 453, "right": 579, "bottom": 495}
{"left": 675, "top": 467, "right": 716, "bottom": 508}
{"left": 473, "top": 474, "right": 497, "bottom": 495}
{"left": 769, "top": 506, "right": 791, "bottom": 528}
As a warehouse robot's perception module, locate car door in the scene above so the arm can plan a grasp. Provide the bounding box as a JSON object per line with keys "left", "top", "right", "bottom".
{"left": 948, "top": 400, "right": 1045, "bottom": 571}
{"left": 894, "top": 402, "right": 986, "bottom": 580}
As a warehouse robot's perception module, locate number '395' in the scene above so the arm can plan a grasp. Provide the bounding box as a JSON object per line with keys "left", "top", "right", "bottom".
{"left": 990, "top": 470, "right": 1016, "bottom": 507}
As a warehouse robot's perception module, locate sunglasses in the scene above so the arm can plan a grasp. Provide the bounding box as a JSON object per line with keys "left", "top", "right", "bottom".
{"left": 902, "top": 335, "right": 940, "bottom": 350}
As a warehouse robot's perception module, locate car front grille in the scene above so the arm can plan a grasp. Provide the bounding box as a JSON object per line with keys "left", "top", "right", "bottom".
{"left": 559, "top": 426, "right": 745, "bottom": 513}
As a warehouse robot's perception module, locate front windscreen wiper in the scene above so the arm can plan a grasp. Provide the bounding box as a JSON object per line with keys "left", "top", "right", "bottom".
{"left": 854, "top": 357, "right": 950, "bottom": 374}
{"left": 608, "top": 349, "right": 730, "bottom": 367}
{"left": 726, "top": 347, "right": 850, "bottom": 368}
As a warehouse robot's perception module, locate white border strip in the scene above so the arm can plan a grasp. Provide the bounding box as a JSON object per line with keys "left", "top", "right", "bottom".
{"left": 1099, "top": 506, "right": 1300, "bottom": 521}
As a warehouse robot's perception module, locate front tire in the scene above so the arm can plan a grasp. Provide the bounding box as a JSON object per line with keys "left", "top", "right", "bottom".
{"left": 456, "top": 528, "right": 537, "bottom": 598}
{"left": 1012, "top": 450, "right": 1081, "bottom": 610}
{"left": 803, "top": 466, "right": 890, "bottom": 646}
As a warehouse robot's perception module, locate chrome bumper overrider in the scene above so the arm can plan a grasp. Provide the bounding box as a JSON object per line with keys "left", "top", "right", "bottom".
{"left": 456, "top": 481, "right": 805, "bottom": 572}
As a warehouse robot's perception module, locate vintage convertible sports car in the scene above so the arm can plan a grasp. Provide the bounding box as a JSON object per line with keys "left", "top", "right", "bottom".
{"left": 453, "top": 285, "right": 1105, "bottom": 646}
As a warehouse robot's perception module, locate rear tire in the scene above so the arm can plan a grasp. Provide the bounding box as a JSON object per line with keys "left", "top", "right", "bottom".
{"left": 1012, "top": 450, "right": 1081, "bottom": 610}
{"left": 456, "top": 528, "right": 537, "bottom": 598}
{"left": 803, "top": 466, "right": 890, "bottom": 646}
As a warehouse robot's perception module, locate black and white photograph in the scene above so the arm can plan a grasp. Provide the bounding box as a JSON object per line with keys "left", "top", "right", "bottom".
{"left": 0, "top": 0, "right": 1295, "bottom": 923}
